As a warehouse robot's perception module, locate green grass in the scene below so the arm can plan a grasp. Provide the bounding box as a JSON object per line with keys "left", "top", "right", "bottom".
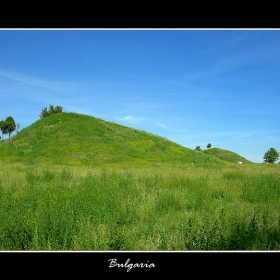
{"left": 0, "top": 112, "right": 279, "bottom": 251}
{"left": 202, "top": 147, "right": 253, "bottom": 164}
{"left": 0, "top": 163, "right": 280, "bottom": 250}
{"left": 0, "top": 112, "right": 229, "bottom": 168}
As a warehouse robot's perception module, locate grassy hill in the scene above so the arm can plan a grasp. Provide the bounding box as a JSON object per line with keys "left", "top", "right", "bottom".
{"left": 0, "top": 112, "right": 249, "bottom": 168}
{"left": 2, "top": 112, "right": 280, "bottom": 251}
{"left": 202, "top": 147, "right": 253, "bottom": 164}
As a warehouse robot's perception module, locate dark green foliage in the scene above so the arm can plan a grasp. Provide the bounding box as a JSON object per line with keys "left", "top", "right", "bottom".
{"left": 207, "top": 143, "right": 211, "bottom": 149}
{"left": 195, "top": 146, "right": 202, "bottom": 151}
{"left": 39, "top": 104, "right": 63, "bottom": 118}
{"left": 263, "top": 147, "right": 279, "bottom": 164}
{"left": 0, "top": 116, "right": 16, "bottom": 138}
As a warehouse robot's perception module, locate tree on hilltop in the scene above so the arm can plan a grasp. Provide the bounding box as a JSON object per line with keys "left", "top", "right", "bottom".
{"left": 39, "top": 104, "right": 63, "bottom": 118}
{"left": 263, "top": 147, "right": 279, "bottom": 163}
{"left": 195, "top": 146, "right": 202, "bottom": 151}
{"left": 207, "top": 143, "right": 212, "bottom": 149}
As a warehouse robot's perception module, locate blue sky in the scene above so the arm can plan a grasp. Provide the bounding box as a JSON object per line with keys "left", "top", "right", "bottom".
{"left": 0, "top": 29, "right": 280, "bottom": 163}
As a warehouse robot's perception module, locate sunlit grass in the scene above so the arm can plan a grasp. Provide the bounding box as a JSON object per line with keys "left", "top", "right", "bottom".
{"left": 0, "top": 112, "right": 232, "bottom": 168}
{"left": 0, "top": 162, "right": 279, "bottom": 251}
{"left": 0, "top": 112, "right": 279, "bottom": 250}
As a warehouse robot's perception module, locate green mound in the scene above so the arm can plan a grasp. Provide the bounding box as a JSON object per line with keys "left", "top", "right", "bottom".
{"left": 0, "top": 112, "right": 243, "bottom": 167}
{"left": 202, "top": 147, "right": 253, "bottom": 164}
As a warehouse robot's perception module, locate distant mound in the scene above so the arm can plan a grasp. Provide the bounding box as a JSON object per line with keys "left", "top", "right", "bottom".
{"left": 0, "top": 112, "right": 237, "bottom": 167}
{"left": 202, "top": 148, "right": 252, "bottom": 164}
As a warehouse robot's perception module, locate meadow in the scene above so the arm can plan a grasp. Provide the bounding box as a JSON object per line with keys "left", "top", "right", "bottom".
{"left": 0, "top": 112, "right": 279, "bottom": 251}
{"left": 0, "top": 161, "right": 279, "bottom": 251}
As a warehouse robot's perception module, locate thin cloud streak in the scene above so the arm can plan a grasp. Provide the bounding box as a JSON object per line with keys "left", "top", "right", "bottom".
{"left": 0, "top": 68, "right": 115, "bottom": 93}
{"left": 114, "top": 116, "right": 145, "bottom": 124}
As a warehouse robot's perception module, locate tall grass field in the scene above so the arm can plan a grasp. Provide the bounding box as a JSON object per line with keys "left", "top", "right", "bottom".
{"left": 0, "top": 112, "right": 279, "bottom": 250}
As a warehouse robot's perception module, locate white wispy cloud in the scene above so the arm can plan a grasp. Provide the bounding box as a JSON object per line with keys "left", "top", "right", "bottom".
{"left": 0, "top": 68, "right": 104, "bottom": 94}
{"left": 156, "top": 123, "right": 167, "bottom": 129}
{"left": 0, "top": 69, "right": 61, "bottom": 89}
{"left": 155, "top": 122, "right": 189, "bottom": 133}
{"left": 114, "top": 116, "right": 145, "bottom": 124}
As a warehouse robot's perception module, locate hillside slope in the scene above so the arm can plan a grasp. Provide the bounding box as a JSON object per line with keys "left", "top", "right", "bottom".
{"left": 202, "top": 148, "right": 253, "bottom": 164}
{"left": 0, "top": 112, "right": 238, "bottom": 167}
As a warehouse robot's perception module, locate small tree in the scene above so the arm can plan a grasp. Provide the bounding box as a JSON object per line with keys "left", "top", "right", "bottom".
{"left": 39, "top": 107, "right": 49, "bottom": 118}
{"left": 39, "top": 104, "right": 63, "bottom": 118}
{"left": 195, "top": 146, "right": 202, "bottom": 151}
{"left": 0, "top": 116, "right": 16, "bottom": 138}
{"left": 263, "top": 147, "right": 279, "bottom": 163}
{"left": 207, "top": 143, "right": 211, "bottom": 149}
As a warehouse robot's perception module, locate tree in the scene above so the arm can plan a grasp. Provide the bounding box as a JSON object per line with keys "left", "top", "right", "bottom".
{"left": 263, "top": 147, "right": 279, "bottom": 163}
{"left": 39, "top": 107, "right": 49, "bottom": 118}
{"left": 39, "top": 104, "right": 63, "bottom": 118}
{"left": 195, "top": 146, "right": 202, "bottom": 151}
{"left": 0, "top": 116, "right": 16, "bottom": 138}
{"left": 207, "top": 143, "right": 211, "bottom": 149}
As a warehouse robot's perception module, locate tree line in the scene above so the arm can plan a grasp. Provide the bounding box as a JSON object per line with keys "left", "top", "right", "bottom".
{"left": 39, "top": 104, "right": 63, "bottom": 118}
